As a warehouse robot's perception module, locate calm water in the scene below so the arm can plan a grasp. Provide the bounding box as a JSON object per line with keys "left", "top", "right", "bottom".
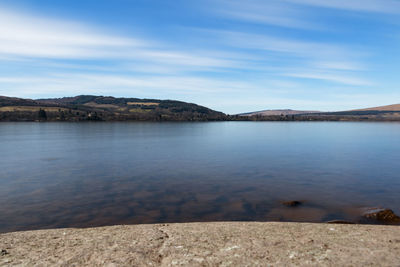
{"left": 1, "top": 122, "right": 400, "bottom": 232}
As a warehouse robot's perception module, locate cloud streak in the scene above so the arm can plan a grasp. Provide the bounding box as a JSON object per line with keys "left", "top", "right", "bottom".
{"left": 0, "top": 7, "right": 245, "bottom": 72}
{"left": 196, "top": 29, "right": 370, "bottom": 85}
{"left": 211, "top": 0, "right": 318, "bottom": 29}
{"left": 0, "top": 8, "right": 141, "bottom": 59}
{"left": 287, "top": 0, "right": 400, "bottom": 14}
{"left": 283, "top": 71, "right": 372, "bottom": 86}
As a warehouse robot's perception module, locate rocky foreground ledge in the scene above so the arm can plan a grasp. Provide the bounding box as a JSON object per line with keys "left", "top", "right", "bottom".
{"left": 1, "top": 222, "right": 400, "bottom": 266}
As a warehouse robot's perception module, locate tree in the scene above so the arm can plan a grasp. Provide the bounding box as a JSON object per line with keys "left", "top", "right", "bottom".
{"left": 38, "top": 109, "right": 47, "bottom": 121}
{"left": 59, "top": 111, "right": 66, "bottom": 121}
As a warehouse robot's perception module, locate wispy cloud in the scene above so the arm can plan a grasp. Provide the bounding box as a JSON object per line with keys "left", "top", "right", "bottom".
{"left": 283, "top": 71, "right": 372, "bottom": 86}
{"left": 196, "top": 29, "right": 370, "bottom": 85}
{"left": 212, "top": 30, "right": 356, "bottom": 59}
{"left": 310, "top": 61, "right": 366, "bottom": 71}
{"left": 0, "top": 72, "right": 251, "bottom": 97}
{"left": 0, "top": 7, "right": 244, "bottom": 71}
{"left": 210, "top": 0, "right": 318, "bottom": 29}
{"left": 287, "top": 0, "right": 400, "bottom": 14}
{"left": 0, "top": 8, "right": 141, "bottom": 59}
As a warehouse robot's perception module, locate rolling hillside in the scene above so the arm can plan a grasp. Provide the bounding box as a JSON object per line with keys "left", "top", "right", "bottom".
{"left": 0, "top": 95, "right": 227, "bottom": 121}
{"left": 239, "top": 109, "right": 320, "bottom": 116}
{"left": 351, "top": 104, "right": 400, "bottom": 112}
{"left": 236, "top": 103, "right": 400, "bottom": 121}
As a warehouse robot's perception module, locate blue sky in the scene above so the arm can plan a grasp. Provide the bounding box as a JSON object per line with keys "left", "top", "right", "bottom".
{"left": 0, "top": 0, "right": 400, "bottom": 113}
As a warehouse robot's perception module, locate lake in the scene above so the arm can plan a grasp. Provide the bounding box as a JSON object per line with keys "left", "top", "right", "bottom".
{"left": 1, "top": 122, "right": 400, "bottom": 233}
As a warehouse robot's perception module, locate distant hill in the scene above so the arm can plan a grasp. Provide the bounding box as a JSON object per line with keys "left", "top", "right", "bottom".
{"left": 0, "top": 95, "right": 227, "bottom": 122}
{"left": 236, "top": 103, "right": 400, "bottom": 121}
{"left": 0, "top": 96, "right": 38, "bottom": 107}
{"left": 350, "top": 104, "right": 400, "bottom": 112}
{"left": 239, "top": 109, "right": 320, "bottom": 116}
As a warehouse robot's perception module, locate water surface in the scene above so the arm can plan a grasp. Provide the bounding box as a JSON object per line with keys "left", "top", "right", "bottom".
{"left": 1, "top": 122, "right": 399, "bottom": 232}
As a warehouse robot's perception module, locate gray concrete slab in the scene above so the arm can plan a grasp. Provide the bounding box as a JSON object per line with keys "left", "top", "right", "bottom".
{"left": 1, "top": 222, "right": 400, "bottom": 266}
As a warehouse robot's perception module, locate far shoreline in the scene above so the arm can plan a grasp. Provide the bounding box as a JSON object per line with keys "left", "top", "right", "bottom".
{"left": 2, "top": 119, "right": 400, "bottom": 123}
{"left": 2, "top": 95, "right": 400, "bottom": 122}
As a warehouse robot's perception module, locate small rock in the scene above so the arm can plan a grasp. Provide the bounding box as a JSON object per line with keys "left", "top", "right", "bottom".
{"left": 282, "top": 201, "right": 302, "bottom": 207}
{"left": 362, "top": 208, "right": 400, "bottom": 223}
{"left": 1, "top": 249, "right": 9, "bottom": 256}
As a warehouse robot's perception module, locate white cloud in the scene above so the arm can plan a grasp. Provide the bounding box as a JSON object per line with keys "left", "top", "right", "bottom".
{"left": 311, "top": 61, "right": 365, "bottom": 71}
{"left": 0, "top": 72, "right": 251, "bottom": 97}
{"left": 283, "top": 71, "right": 372, "bottom": 86}
{"left": 215, "top": 31, "right": 351, "bottom": 58}
{"left": 202, "top": 30, "right": 368, "bottom": 76}
{"left": 0, "top": 7, "right": 245, "bottom": 71}
{"left": 0, "top": 8, "right": 142, "bottom": 59}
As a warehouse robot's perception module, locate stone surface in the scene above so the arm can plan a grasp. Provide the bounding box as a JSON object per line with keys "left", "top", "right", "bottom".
{"left": 1, "top": 222, "right": 400, "bottom": 266}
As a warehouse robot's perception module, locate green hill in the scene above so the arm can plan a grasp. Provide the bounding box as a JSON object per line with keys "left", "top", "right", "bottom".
{"left": 0, "top": 95, "right": 227, "bottom": 122}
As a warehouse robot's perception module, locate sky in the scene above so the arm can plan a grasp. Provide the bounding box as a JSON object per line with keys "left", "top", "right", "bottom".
{"left": 0, "top": 0, "right": 400, "bottom": 114}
